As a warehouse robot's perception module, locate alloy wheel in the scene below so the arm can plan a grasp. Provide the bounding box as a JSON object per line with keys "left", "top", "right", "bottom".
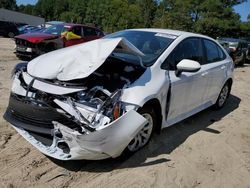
{"left": 127, "top": 113, "right": 154, "bottom": 152}
{"left": 218, "top": 85, "right": 229, "bottom": 107}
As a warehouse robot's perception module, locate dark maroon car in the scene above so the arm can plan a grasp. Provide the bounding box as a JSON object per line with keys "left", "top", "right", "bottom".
{"left": 15, "top": 23, "right": 104, "bottom": 59}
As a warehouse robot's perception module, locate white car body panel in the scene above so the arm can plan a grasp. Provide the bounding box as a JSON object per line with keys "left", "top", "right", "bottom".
{"left": 4, "top": 28, "right": 234, "bottom": 160}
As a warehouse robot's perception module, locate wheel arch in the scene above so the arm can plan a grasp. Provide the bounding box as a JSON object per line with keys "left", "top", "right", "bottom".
{"left": 226, "top": 77, "right": 233, "bottom": 95}
{"left": 138, "top": 98, "right": 163, "bottom": 134}
{"left": 227, "top": 77, "right": 233, "bottom": 86}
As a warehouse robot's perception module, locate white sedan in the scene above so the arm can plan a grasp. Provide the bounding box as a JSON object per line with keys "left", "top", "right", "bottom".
{"left": 4, "top": 29, "right": 234, "bottom": 160}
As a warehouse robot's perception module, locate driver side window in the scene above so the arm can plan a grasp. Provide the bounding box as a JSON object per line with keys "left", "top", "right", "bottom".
{"left": 162, "top": 37, "right": 203, "bottom": 70}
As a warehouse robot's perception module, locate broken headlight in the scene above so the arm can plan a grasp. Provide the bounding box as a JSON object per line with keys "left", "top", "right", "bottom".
{"left": 98, "top": 90, "right": 124, "bottom": 121}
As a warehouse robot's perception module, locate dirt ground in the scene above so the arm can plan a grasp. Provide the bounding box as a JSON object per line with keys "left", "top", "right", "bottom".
{"left": 0, "top": 37, "right": 249, "bottom": 188}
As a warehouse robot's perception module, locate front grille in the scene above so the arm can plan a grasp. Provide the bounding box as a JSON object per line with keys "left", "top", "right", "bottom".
{"left": 10, "top": 108, "right": 54, "bottom": 129}
{"left": 7, "top": 93, "right": 80, "bottom": 131}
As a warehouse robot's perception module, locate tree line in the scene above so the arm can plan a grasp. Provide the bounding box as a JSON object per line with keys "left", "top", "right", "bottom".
{"left": 1, "top": 0, "right": 250, "bottom": 39}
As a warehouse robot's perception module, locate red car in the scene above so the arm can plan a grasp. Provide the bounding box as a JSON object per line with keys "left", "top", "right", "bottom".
{"left": 14, "top": 23, "right": 104, "bottom": 59}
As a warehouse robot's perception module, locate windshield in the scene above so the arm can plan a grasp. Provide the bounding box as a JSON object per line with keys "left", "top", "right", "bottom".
{"left": 18, "top": 25, "right": 32, "bottom": 31}
{"left": 105, "top": 30, "right": 176, "bottom": 66}
{"left": 43, "top": 24, "right": 69, "bottom": 35}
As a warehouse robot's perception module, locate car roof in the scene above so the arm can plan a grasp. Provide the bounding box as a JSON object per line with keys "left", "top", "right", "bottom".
{"left": 130, "top": 28, "right": 208, "bottom": 38}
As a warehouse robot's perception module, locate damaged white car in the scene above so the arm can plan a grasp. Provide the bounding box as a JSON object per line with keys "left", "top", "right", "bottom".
{"left": 4, "top": 29, "right": 234, "bottom": 160}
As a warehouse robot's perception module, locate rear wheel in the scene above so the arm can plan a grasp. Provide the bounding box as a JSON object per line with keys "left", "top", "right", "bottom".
{"left": 214, "top": 81, "right": 231, "bottom": 109}
{"left": 238, "top": 53, "right": 246, "bottom": 66}
{"left": 44, "top": 43, "right": 56, "bottom": 53}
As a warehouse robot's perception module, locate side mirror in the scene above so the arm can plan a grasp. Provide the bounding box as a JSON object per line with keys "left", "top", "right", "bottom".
{"left": 175, "top": 59, "right": 201, "bottom": 77}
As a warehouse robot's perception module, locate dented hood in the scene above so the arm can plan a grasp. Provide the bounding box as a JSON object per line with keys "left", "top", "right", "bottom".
{"left": 27, "top": 37, "right": 144, "bottom": 81}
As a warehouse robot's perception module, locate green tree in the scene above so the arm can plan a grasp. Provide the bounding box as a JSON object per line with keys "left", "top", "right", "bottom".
{"left": 35, "top": 0, "right": 55, "bottom": 20}
{"left": 154, "top": 0, "right": 245, "bottom": 38}
{"left": 136, "top": 0, "right": 157, "bottom": 27}
{"left": 0, "top": 0, "right": 17, "bottom": 10}
{"left": 60, "top": 11, "right": 79, "bottom": 23}
{"left": 18, "top": 4, "right": 35, "bottom": 15}
{"left": 16, "top": 0, "right": 249, "bottom": 39}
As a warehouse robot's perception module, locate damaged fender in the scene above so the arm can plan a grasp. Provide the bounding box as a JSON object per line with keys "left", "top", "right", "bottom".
{"left": 12, "top": 110, "right": 147, "bottom": 160}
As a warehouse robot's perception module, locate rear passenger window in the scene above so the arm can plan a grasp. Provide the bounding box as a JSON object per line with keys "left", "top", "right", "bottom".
{"left": 203, "top": 39, "right": 226, "bottom": 63}
{"left": 84, "top": 27, "right": 97, "bottom": 36}
{"left": 163, "top": 37, "right": 203, "bottom": 70}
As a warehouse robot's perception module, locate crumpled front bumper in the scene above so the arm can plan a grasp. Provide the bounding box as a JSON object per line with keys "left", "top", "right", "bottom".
{"left": 4, "top": 109, "right": 147, "bottom": 160}
{"left": 4, "top": 70, "right": 148, "bottom": 160}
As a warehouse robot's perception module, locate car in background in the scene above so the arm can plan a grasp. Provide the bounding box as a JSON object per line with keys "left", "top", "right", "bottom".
{"left": 218, "top": 38, "right": 248, "bottom": 66}
{"left": 14, "top": 23, "right": 104, "bottom": 59}
{"left": 0, "top": 21, "right": 20, "bottom": 38}
{"left": 247, "top": 43, "right": 250, "bottom": 62}
{"left": 4, "top": 29, "right": 234, "bottom": 160}
{"left": 28, "top": 27, "right": 46, "bottom": 33}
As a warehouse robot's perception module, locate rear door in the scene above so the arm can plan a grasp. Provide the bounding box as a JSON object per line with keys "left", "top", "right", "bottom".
{"left": 164, "top": 37, "right": 208, "bottom": 124}
{"left": 201, "top": 39, "right": 228, "bottom": 103}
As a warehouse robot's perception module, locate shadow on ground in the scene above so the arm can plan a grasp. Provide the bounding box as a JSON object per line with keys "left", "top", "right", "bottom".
{"left": 49, "top": 94, "right": 241, "bottom": 172}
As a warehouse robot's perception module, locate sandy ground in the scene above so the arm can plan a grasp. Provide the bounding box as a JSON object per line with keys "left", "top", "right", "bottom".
{"left": 0, "top": 37, "right": 249, "bottom": 188}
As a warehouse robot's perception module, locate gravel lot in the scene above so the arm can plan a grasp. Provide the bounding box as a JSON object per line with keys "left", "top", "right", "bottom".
{"left": 0, "top": 37, "right": 250, "bottom": 188}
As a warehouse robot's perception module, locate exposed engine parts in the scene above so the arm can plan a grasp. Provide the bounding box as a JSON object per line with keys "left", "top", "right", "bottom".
{"left": 10, "top": 56, "right": 146, "bottom": 135}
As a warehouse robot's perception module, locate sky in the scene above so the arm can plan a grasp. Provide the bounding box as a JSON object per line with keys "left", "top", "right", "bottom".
{"left": 16, "top": 0, "right": 37, "bottom": 6}
{"left": 16, "top": 0, "right": 250, "bottom": 22}
{"left": 233, "top": 0, "right": 250, "bottom": 22}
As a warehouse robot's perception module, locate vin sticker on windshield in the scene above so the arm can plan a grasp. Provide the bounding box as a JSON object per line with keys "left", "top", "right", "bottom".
{"left": 155, "top": 33, "right": 177, "bottom": 39}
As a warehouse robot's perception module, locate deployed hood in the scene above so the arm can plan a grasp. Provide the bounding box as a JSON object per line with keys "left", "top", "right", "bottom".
{"left": 15, "top": 33, "right": 58, "bottom": 43}
{"left": 27, "top": 37, "right": 144, "bottom": 81}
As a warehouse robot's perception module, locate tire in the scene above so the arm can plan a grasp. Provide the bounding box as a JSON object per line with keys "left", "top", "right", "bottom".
{"left": 122, "top": 107, "right": 156, "bottom": 157}
{"left": 214, "top": 81, "right": 231, "bottom": 109}
{"left": 237, "top": 53, "right": 246, "bottom": 66}
{"left": 8, "top": 32, "right": 15, "bottom": 38}
{"left": 44, "top": 43, "right": 56, "bottom": 53}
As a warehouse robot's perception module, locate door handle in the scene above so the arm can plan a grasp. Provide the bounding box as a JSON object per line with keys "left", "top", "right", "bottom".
{"left": 221, "top": 65, "right": 226, "bottom": 70}
{"left": 201, "top": 72, "right": 208, "bottom": 76}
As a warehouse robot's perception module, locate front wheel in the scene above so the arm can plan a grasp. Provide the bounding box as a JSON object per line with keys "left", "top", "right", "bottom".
{"left": 214, "top": 82, "right": 231, "bottom": 109}
{"left": 125, "top": 107, "right": 156, "bottom": 154}
{"left": 8, "top": 32, "right": 15, "bottom": 38}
